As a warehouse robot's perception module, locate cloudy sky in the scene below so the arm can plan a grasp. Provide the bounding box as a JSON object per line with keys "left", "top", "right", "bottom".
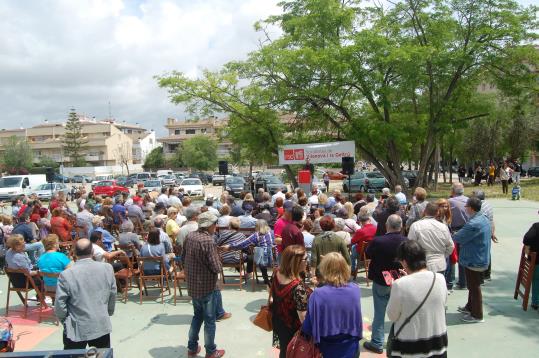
{"left": 0, "top": 0, "right": 535, "bottom": 136}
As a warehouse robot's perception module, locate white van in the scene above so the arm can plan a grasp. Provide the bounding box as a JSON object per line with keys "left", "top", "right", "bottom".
{"left": 156, "top": 170, "right": 173, "bottom": 177}
{"left": 0, "top": 175, "right": 47, "bottom": 201}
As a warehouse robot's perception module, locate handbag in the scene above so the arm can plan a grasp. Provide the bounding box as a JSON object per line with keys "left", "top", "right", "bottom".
{"left": 253, "top": 279, "right": 273, "bottom": 331}
{"left": 386, "top": 272, "right": 436, "bottom": 357}
{"left": 286, "top": 331, "right": 321, "bottom": 358}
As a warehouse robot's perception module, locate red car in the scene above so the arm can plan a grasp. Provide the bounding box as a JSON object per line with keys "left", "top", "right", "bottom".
{"left": 325, "top": 170, "right": 347, "bottom": 180}
{"left": 92, "top": 180, "right": 130, "bottom": 197}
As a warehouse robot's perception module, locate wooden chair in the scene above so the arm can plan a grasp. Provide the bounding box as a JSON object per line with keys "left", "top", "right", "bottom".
{"left": 129, "top": 216, "right": 147, "bottom": 236}
{"left": 108, "top": 255, "right": 138, "bottom": 303}
{"left": 514, "top": 246, "right": 537, "bottom": 311}
{"left": 38, "top": 272, "right": 60, "bottom": 324}
{"left": 138, "top": 257, "right": 171, "bottom": 304}
{"left": 354, "top": 241, "right": 371, "bottom": 286}
{"left": 172, "top": 262, "right": 189, "bottom": 305}
{"left": 5, "top": 268, "right": 46, "bottom": 318}
{"left": 219, "top": 250, "right": 246, "bottom": 291}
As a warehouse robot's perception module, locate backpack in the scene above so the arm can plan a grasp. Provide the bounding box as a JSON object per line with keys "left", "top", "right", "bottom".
{"left": 0, "top": 318, "right": 15, "bottom": 352}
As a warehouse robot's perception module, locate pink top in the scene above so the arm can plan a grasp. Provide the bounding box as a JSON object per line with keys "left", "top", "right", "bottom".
{"left": 274, "top": 217, "right": 292, "bottom": 253}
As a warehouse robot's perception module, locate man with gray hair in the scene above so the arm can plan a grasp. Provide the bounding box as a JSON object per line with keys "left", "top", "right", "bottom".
{"left": 473, "top": 189, "right": 496, "bottom": 281}
{"left": 394, "top": 185, "right": 407, "bottom": 205}
{"left": 363, "top": 214, "right": 407, "bottom": 354}
{"left": 177, "top": 207, "right": 200, "bottom": 246}
{"left": 408, "top": 202, "right": 454, "bottom": 273}
{"left": 118, "top": 220, "right": 141, "bottom": 256}
{"left": 449, "top": 181, "right": 469, "bottom": 289}
{"left": 55, "top": 239, "right": 116, "bottom": 349}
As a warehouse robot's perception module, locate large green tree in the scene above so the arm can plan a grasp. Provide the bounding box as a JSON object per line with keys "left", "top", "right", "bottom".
{"left": 180, "top": 135, "right": 218, "bottom": 171}
{"left": 63, "top": 109, "right": 88, "bottom": 167}
{"left": 159, "top": 0, "right": 537, "bottom": 188}
{"left": 143, "top": 146, "right": 165, "bottom": 170}
{"left": 2, "top": 136, "right": 33, "bottom": 173}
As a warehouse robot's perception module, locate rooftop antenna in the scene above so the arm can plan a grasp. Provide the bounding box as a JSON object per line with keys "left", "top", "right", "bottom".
{"left": 108, "top": 101, "right": 112, "bottom": 120}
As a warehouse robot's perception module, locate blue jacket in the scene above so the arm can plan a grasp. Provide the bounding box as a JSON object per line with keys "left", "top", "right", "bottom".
{"left": 454, "top": 212, "right": 491, "bottom": 269}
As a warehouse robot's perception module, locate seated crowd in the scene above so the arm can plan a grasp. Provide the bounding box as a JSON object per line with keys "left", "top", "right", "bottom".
{"left": 0, "top": 180, "right": 498, "bottom": 358}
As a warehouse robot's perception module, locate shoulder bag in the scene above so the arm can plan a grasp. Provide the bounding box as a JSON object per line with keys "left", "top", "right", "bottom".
{"left": 386, "top": 272, "right": 436, "bottom": 357}
{"left": 253, "top": 272, "right": 274, "bottom": 331}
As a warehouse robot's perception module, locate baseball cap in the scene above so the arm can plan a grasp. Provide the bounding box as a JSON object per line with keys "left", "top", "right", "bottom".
{"left": 198, "top": 211, "right": 218, "bottom": 228}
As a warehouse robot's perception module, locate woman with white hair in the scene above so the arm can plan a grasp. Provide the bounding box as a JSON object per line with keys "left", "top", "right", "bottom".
{"left": 333, "top": 218, "right": 351, "bottom": 245}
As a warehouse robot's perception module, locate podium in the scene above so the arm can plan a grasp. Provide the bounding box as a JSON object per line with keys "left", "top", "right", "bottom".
{"left": 297, "top": 170, "right": 311, "bottom": 195}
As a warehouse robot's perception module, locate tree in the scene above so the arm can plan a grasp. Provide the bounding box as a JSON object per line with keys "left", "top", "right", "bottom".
{"left": 180, "top": 135, "right": 218, "bottom": 171}
{"left": 2, "top": 136, "right": 33, "bottom": 173}
{"left": 37, "top": 156, "right": 59, "bottom": 169}
{"left": 113, "top": 142, "right": 132, "bottom": 175}
{"left": 63, "top": 109, "right": 88, "bottom": 167}
{"left": 158, "top": 0, "right": 537, "bottom": 189}
{"left": 143, "top": 146, "right": 165, "bottom": 170}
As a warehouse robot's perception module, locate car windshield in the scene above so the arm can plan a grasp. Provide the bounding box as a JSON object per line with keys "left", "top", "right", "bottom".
{"left": 266, "top": 177, "right": 282, "bottom": 184}
{"left": 163, "top": 175, "right": 174, "bottom": 179}
{"left": 138, "top": 174, "right": 151, "bottom": 179}
{"left": 144, "top": 180, "right": 160, "bottom": 186}
{"left": 367, "top": 172, "right": 384, "bottom": 179}
{"left": 36, "top": 183, "right": 54, "bottom": 190}
{"left": 226, "top": 177, "right": 245, "bottom": 184}
{"left": 0, "top": 177, "right": 22, "bottom": 188}
{"left": 174, "top": 174, "right": 184, "bottom": 178}
{"left": 182, "top": 179, "right": 201, "bottom": 186}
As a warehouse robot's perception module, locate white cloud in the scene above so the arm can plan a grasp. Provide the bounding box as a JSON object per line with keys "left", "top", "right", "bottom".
{"left": 0, "top": 0, "right": 281, "bottom": 134}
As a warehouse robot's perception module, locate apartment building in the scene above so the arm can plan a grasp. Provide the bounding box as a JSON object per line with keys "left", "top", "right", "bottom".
{"left": 157, "top": 117, "right": 232, "bottom": 158}
{"left": 0, "top": 116, "right": 156, "bottom": 167}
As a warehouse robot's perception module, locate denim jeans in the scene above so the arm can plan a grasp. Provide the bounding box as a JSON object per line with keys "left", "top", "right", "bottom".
{"left": 445, "top": 257, "right": 455, "bottom": 289}
{"left": 188, "top": 290, "right": 218, "bottom": 355}
{"left": 214, "top": 289, "right": 225, "bottom": 318}
{"left": 532, "top": 266, "right": 539, "bottom": 306}
{"left": 25, "top": 242, "right": 45, "bottom": 264}
{"left": 371, "top": 282, "right": 391, "bottom": 349}
{"left": 350, "top": 245, "right": 359, "bottom": 273}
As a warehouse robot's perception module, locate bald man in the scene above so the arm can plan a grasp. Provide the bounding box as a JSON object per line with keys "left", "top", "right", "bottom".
{"left": 55, "top": 239, "right": 117, "bottom": 350}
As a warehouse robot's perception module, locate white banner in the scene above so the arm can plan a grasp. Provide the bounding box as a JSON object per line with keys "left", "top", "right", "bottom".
{"left": 278, "top": 141, "right": 356, "bottom": 165}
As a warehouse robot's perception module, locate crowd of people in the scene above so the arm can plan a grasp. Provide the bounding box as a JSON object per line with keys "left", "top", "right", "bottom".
{"left": 457, "top": 159, "right": 522, "bottom": 195}
{"left": 0, "top": 176, "right": 514, "bottom": 357}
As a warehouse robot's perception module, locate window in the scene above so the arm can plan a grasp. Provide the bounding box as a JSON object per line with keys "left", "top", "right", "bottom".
{"left": 174, "top": 129, "right": 181, "bottom": 135}
{"left": 201, "top": 128, "right": 207, "bottom": 133}
{"left": 127, "top": 129, "right": 132, "bottom": 134}
{"left": 185, "top": 129, "right": 196, "bottom": 134}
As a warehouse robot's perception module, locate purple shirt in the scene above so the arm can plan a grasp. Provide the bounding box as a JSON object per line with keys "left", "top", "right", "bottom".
{"left": 449, "top": 195, "right": 469, "bottom": 230}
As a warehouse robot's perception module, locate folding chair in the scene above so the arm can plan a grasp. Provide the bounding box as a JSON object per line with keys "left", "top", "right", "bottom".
{"left": 38, "top": 272, "right": 60, "bottom": 324}
{"left": 138, "top": 257, "right": 171, "bottom": 304}
{"left": 172, "top": 261, "right": 189, "bottom": 305}
{"left": 220, "top": 251, "right": 246, "bottom": 291}
{"left": 353, "top": 241, "right": 371, "bottom": 286}
{"left": 514, "top": 246, "right": 537, "bottom": 311}
{"left": 5, "top": 268, "right": 46, "bottom": 318}
{"left": 109, "top": 255, "right": 138, "bottom": 303}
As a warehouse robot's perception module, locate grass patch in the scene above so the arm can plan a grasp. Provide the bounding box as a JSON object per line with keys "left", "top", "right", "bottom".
{"left": 427, "top": 178, "right": 539, "bottom": 202}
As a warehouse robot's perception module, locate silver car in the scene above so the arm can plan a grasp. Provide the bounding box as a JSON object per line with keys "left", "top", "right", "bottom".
{"left": 158, "top": 174, "right": 176, "bottom": 186}
{"left": 32, "top": 183, "right": 69, "bottom": 200}
{"left": 312, "top": 175, "right": 327, "bottom": 192}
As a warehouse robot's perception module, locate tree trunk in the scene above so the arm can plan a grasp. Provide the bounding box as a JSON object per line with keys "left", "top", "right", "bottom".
{"left": 284, "top": 164, "right": 298, "bottom": 188}
{"left": 434, "top": 142, "right": 440, "bottom": 191}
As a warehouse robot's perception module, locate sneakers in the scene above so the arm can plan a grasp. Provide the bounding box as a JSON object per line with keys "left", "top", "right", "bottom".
{"left": 461, "top": 314, "right": 484, "bottom": 323}
{"left": 217, "top": 312, "right": 232, "bottom": 322}
{"left": 206, "top": 349, "right": 225, "bottom": 358}
{"left": 457, "top": 306, "right": 470, "bottom": 314}
{"left": 363, "top": 341, "right": 383, "bottom": 354}
{"left": 187, "top": 346, "right": 201, "bottom": 357}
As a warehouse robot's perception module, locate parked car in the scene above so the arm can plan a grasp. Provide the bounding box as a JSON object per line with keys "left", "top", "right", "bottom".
{"left": 143, "top": 179, "right": 163, "bottom": 192}
{"left": 92, "top": 180, "right": 130, "bottom": 197}
{"left": 342, "top": 171, "right": 368, "bottom": 193}
{"left": 129, "top": 172, "right": 152, "bottom": 183}
{"left": 158, "top": 174, "right": 177, "bottom": 186}
{"left": 212, "top": 173, "right": 231, "bottom": 186}
{"left": 91, "top": 174, "right": 114, "bottom": 189}
{"left": 224, "top": 176, "right": 247, "bottom": 197}
{"left": 53, "top": 174, "right": 71, "bottom": 183}
{"left": 316, "top": 169, "right": 346, "bottom": 180}
{"left": 255, "top": 172, "right": 276, "bottom": 181}
{"left": 365, "top": 172, "right": 389, "bottom": 191}
{"left": 179, "top": 178, "right": 205, "bottom": 197}
{"left": 173, "top": 173, "right": 185, "bottom": 184}
{"left": 256, "top": 176, "right": 287, "bottom": 195}
{"left": 115, "top": 176, "right": 135, "bottom": 188}
{"left": 188, "top": 173, "right": 208, "bottom": 185}
{"left": 402, "top": 170, "right": 418, "bottom": 187}
{"left": 311, "top": 175, "right": 327, "bottom": 192}
{"left": 527, "top": 167, "right": 539, "bottom": 177}
{"left": 71, "top": 175, "right": 92, "bottom": 183}
{"left": 32, "top": 183, "right": 69, "bottom": 200}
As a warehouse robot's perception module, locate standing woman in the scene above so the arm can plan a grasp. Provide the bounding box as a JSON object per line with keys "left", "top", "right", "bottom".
{"left": 387, "top": 240, "right": 448, "bottom": 358}
{"left": 302, "top": 252, "right": 362, "bottom": 357}
{"left": 523, "top": 214, "right": 539, "bottom": 309}
{"left": 436, "top": 199, "right": 456, "bottom": 291}
{"left": 499, "top": 163, "right": 510, "bottom": 195}
{"left": 271, "top": 245, "right": 311, "bottom": 358}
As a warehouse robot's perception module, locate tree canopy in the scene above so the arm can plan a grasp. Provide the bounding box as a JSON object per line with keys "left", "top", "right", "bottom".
{"left": 63, "top": 109, "right": 88, "bottom": 167}
{"left": 143, "top": 146, "right": 165, "bottom": 170}
{"left": 180, "top": 135, "right": 218, "bottom": 171}
{"left": 2, "top": 136, "right": 33, "bottom": 173}
{"left": 158, "top": 0, "right": 538, "bottom": 188}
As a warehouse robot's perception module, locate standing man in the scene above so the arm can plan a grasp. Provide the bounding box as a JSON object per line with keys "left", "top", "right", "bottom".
{"left": 449, "top": 182, "right": 469, "bottom": 289}
{"left": 408, "top": 203, "right": 454, "bottom": 273}
{"left": 473, "top": 190, "right": 497, "bottom": 281}
{"left": 177, "top": 207, "right": 200, "bottom": 246}
{"left": 280, "top": 205, "right": 305, "bottom": 250}
{"left": 487, "top": 162, "right": 496, "bottom": 186}
{"left": 362, "top": 215, "right": 407, "bottom": 354}
{"left": 454, "top": 197, "right": 491, "bottom": 323}
{"left": 183, "top": 212, "right": 226, "bottom": 358}
{"left": 55, "top": 239, "right": 116, "bottom": 349}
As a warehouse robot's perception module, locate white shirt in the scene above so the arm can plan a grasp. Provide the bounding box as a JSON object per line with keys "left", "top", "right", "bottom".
{"left": 308, "top": 195, "right": 319, "bottom": 206}
{"left": 92, "top": 244, "right": 106, "bottom": 262}
{"left": 272, "top": 191, "right": 286, "bottom": 204}
{"left": 395, "top": 192, "right": 407, "bottom": 205}
{"left": 408, "top": 217, "right": 454, "bottom": 272}
{"left": 207, "top": 206, "right": 220, "bottom": 217}
{"left": 157, "top": 194, "right": 169, "bottom": 206}
{"left": 177, "top": 221, "right": 198, "bottom": 246}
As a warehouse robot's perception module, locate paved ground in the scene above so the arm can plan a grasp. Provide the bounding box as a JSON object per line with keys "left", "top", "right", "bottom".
{"left": 1, "top": 198, "right": 538, "bottom": 357}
